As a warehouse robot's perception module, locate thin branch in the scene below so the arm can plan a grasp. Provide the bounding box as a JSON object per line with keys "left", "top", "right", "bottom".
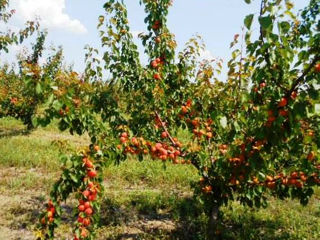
{"left": 259, "top": 0, "right": 266, "bottom": 42}
{"left": 155, "top": 111, "right": 202, "bottom": 170}
{"left": 155, "top": 111, "right": 177, "bottom": 147}
{"left": 286, "top": 54, "right": 320, "bottom": 96}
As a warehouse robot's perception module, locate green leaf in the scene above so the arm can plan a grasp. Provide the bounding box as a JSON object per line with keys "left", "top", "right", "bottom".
{"left": 36, "top": 82, "right": 42, "bottom": 94}
{"left": 69, "top": 173, "right": 78, "bottom": 183}
{"left": 315, "top": 104, "right": 320, "bottom": 115}
{"left": 244, "top": 0, "right": 251, "bottom": 3}
{"left": 259, "top": 16, "right": 273, "bottom": 29}
{"left": 52, "top": 100, "right": 62, "bottom": 111}
{"left": 31, "top": 117, "right": 38, "bottom": 127}
{"left": 279, "top": 21, "right": 290, "bottom": 34}
{"left": 244, "top": 14, "right": 254, "bottom": 30}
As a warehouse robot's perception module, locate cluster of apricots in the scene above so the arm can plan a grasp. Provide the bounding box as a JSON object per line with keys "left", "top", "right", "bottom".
{"left": 179, "top": 100, "right": 215, "bottom": 140}
{"left": 82, "top": 156, "right": 98, "bottom": 179}
{"left": 199, "top": 177, "right": 213, "bottom": 194}
{"left": 258, "top": 171, "right": 320, "bottom": 189}
{"left": 118, "top": 132, "right": 190, "bottom": 164}
{"left": 150, "top": 17, "right": 165, "bottom": 81}
{"left": 40, "top": 200, "right": 56, "bottom": 225}
{"left": 265, "top": 91, "right": 297, "bottom": 127}
{"left": 58, "top": 106, "right": 70, "bottom": 117}
{"left": 73, "top": 153, "right": 100, "bottom": 240}
{"left": 151, "top": 57, "right": 165, "bottom": 81}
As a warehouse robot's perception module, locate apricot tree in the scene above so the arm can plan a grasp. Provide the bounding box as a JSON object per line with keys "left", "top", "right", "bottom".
{"left": 7, "top": 0, "right": 317, "bottom": 239}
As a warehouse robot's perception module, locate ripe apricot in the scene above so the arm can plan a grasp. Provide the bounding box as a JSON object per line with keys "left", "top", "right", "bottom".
{"left": 279, "top": 109, "right": 288, "bottom": 117}
{"left": 83, "top": 218, "right": 91, "bottom": 226}
{"left": 121, "top": 132, "right": 128, "bottom": 138}
{"left": 161, "top": 131, "right": 168, "bottom": 138}
{"left": 307, "top": 151, "right": 315, "bottom": 161}
{"left": 78, "top": 216, "right": 84, "bottom": 223}
{"left": 47, "top": 211, "right": 53, "bottom": 218}
{"left": 88, "top": 194, "right": 96, "bottom": 201}
{"left": 291, "top": 172, "right": 298, "bottom": 179}
{"left": 315, "top": 63, "right": 320, "bottom": 73}
{"left": 151, "top": 60, "right": 158, "bottom": 68}
{"left": 83, "top": 190, "right": 90, "bottom": 198}
{"left": 94, "top": 145, "right": 100, "bottom": 152}
{"left": 153, "top": 73, "right": 161, "bottom": 80}
{"left": 88, "top": 170, "right": 97, "bottom": 178}
{"left": 120, "top": 137, "right": 127, "bottom": 143}
{"left": 78, "top": 205, "right": 85, "bottom": 212}
{"left": 278, "top": 97, "right": 288, "bottom": 107}
{"left": 85, "top": 160, "right": 93, "bottom": 169}
{"left": 155, "top": 36, "right": 161, "bottom": 43}
{"left": 80, "top": 229, "right": 88, "bottom": 238}
{"left": 266, "top": 181, "right": 276, "bottom": 189}
{"left": 291, "top": 91, "right": 297, "bottom": 99}
{"left": 85, "top": 207, "right": 93, "bottom": 216}
{"left": 260, "top": 82, "right": 266, "bottom": 88}
{"left": 266, "top": 175, "right": 273, "bottom": 182}
{"left": 181, "top": 106, "right": 188, "bottom": 114}
{"left": 84, "top": 201, "right": 91, "bottom": 209}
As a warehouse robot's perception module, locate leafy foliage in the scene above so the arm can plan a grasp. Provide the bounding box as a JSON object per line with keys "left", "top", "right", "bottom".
{"left": 1, "top": 0, "right": 320, "bottom": 239}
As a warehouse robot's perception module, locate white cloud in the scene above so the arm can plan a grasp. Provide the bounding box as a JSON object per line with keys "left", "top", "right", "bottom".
{"left": 10, "top": 0, "right": 87, "bottom": 34}
{"left": 199, "top": 49, "right": 214, "bottom": 61}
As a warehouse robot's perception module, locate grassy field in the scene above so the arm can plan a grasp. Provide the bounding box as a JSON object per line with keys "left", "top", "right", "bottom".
{"left": 0, "top": 117, "right": 319, "bottom": 240}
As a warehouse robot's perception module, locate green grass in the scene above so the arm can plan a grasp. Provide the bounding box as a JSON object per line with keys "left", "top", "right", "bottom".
{"left": 0, "top": 117, "right": 319, "bottom": 240}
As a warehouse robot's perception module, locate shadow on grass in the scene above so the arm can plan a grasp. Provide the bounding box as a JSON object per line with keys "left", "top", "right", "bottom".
{"left": 5, "top": 192, "right": 300, "bottom": 240}
{"left": 0, "top": 128, "right": 31, "bottom": 138}
{"left": 99, "top": 194, "right": 299, "bottom": 240}
{"left": 7, "top": 195, "right": 74, "bottom": 231}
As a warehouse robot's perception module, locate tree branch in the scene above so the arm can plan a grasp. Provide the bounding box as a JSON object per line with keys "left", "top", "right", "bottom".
{"left": 155, "top": 111, "right": 177, "bottom": 147}
{"left": 286, "top": 54, "right": 320, "bottom": 96}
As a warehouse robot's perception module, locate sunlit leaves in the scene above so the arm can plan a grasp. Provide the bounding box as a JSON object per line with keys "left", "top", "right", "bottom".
{"left": 244, "top": 14, "right": 254, "bottom": 30}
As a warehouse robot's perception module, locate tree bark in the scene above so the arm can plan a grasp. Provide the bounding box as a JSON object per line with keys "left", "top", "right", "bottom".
{"left": 207, "top": 204, "right": 221, "bottom": 240}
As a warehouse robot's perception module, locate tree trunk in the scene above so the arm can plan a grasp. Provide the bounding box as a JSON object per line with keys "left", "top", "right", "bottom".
{"left": 207, "top": 204, "right": 221, "bottom": 240}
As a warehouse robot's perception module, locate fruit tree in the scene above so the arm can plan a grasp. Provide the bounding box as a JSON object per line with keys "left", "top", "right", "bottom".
{"left": 2, "top": 0, "right": 320, "bottom": 239}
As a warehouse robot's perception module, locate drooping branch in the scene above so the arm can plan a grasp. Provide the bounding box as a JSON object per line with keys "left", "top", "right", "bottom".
{"left": 154, "top": 111, "right": 202, "bottom": 170}
{"left": 155, "top": 111, "right": 177, "bottom": 147}
{"left": 286, "top": 54, "right": 320, "bottom": 96}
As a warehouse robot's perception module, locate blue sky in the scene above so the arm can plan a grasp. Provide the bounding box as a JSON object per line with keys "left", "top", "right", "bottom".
{"left": 2, "top": 0, "right": 310, "bottom": 74}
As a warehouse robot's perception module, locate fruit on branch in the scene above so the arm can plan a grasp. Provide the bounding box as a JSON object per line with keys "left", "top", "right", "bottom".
{"left": 315, "top": 63, "right": 320, "bottom": 73}
{"left": 278, "top": 97, "right": 288, "bottom": 107}
{"left": 153, "top": 73, "right": 161, "bottom": 80}
{"left": 161, "top": 131, "right": 168, "bottom": 138}
{"left": 181, "top": 106, "right": 188, "bottom": 114}
{"left": 78, "top": 205, "right": 85, "bottom": 212}
{"left": 88, "top": 170, "right": 97, "bottom": 178}
{"left": 291, "top": 91, "right": 297, "bottom": 100}
{"left": 85, "top": 207, "right": 93, "bottom": 216}
{"left": 83, "top": 218, "right": 91, "bottom": 226}
{"left": 83, "top": 190, "right": 90, "bottom": 198}
{"left": 307, "top": 151, "right": 315, "bottom": 161}
{"left": 80, "top": 228, "right": 88, "bottom": 238}
{"left": 279, "top": 109, "right": 288, "bottom": 117}
{"left": 155, "top": 36, "right": 161, "bottom": 43}
{"left": 151, "top": 60, "right": 158, "bottom": 68}
{"left": 94, "top": 145, "right": 100, "bottom": 152}
{"left": 85, "top": 160, "right": 94, "bottom": 169}
{"left": 84, "top": 201, "right": 91, "bottom": 209}
{"left": 260, "top": 82, "right": 266, "bottom": 88}
{"left": 152, "top": 20, "right": 161, "bottom": 30}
